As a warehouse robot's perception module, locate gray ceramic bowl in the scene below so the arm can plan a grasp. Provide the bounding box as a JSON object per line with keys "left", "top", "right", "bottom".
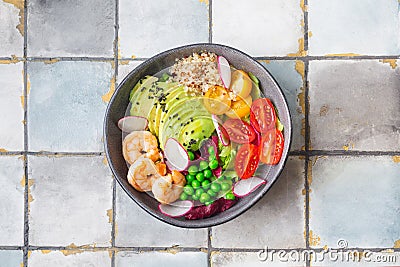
{"left": 104, "top": 43, "right": 292, "bottom": 228}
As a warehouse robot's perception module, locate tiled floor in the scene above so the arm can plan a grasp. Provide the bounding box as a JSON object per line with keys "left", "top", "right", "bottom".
{"left": 0, "top": 0, "right": 399, "bottom": 266}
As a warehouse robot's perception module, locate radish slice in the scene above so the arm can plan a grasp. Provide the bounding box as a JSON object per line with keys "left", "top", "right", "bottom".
{"left": 118, "top": 116, "right": 148, "bottom": 133}
{"left": 212, "top": 114, "right": 230, "bottom": 146}
{"left": 217, "top": 56, "right": 231, "bottom": 88}
{"left": 233, "top": 177, "right": 267, "bottom": 197}
{"left": 159, "top": 200, "right": 194, "bottom": 217}
{"left": 164, "top": 138, "right": 189, "bottom": 171}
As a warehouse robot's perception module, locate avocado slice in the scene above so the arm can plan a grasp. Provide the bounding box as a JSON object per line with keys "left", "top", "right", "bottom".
{"left": 178, "top": 118, "right": 215, "bottom": 151}
{"left": 147, "top": 82, "right": 181, "bottom": 135}
{"left": 129, "top": 76, "right": 159, "bottom": 118}
{"left": 159, "top": 97, "right": 213, "bottom": 149}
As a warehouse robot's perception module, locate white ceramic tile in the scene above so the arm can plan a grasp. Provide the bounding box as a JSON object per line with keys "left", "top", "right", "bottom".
{"left": 0, "top": 63, "right": 24, "bottom": 151}
{"left": 0, "top": 250, "right": 22, "bottom": 267}
{"left": 212, "top": 157, "right": 306, "bottom": 249}
{"left": 308, "top": 60, "right": 400, "bottom": 151}
{"left": 213, "top": 0, "right": 304, "bottom": 56}
{"left": 309, "top": 156, "right": 400, "bottom": 248}
{"left": 115, "top": 183, "right": 208, "bottom": 247}
{"left": 29, "top": 250, "right": 111, "bottom": 267}
{"left": 0, "top": 156, "right": 24, "bottom": 246}
{"left": 308, "top": 0, "right": 400, "bottom": 55}
{"left": 119, "top": 0, "right": 209, "bottom": 58}
{"left": 0, "top": 1, "right": 23, "bottom": 57}
{"left": 28, "top": 156, "right": 113, "bottom": 246}
{"left": 116, "top": 251, "right": 207, "bottom": 267}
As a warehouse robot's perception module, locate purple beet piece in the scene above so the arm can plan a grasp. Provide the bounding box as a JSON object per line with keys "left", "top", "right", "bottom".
{"left": 212, "top": 166, "right": 222, "bottom": 177}
{"left": 185, "top": 197, "right": 238, "bottom": 220}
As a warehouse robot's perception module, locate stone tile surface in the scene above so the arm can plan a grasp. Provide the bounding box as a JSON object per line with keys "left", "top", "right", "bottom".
{"left": 212, "top": 157, "right": 305, "bottom": 249}
{"left": 0, "top": 156, "right": 24, "bottom": 246}
{"left": 213, "top": 0, "right": 304, "bottom": 56}
{"left": 27, "top": 0, "right": 115, "bottom": 57}
{"left": 115, "top": 183, "right": 208, "bottom": 247}
{"left": 308, "top": 60, "right": 400, "bottom": 151}
{"left": 29, "top": 250, "right": 111, "bottom": 267}
{"left": 309, "top": 156, "right": 400, "bottom": 248}
{"left": 27, "top": 61, "right": 113, "bottom": 152}
{"left": 28, "top": 156, "right": 113, "bottom": 246}
{"left": 115, "top": 251, "right": 207, "bottom": 267}
{"left": 0, "top": 0, "right": 24, "bottom": 57}
{"left": 308, "top": 0, "right": 400, "bottom": 55}
{"left": 261, "top": 60, "right": 305, "bottom": 150}
{"left": 117, "top": 61, "right": 142, "bottom": 84}
{"left": 0, "top": 62, "right": 24, "bottom": 151}
{"left": 119, "top": 0, "right": 208, "bottom": 58}
{"left": 0, "top": 250, "right": 22, "bottom": 267}
{"left": 211, "top": 251, "right": 306, "bottom": 267}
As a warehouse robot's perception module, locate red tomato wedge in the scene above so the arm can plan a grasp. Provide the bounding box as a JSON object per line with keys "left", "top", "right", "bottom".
{"left": 223, "top": 119, "right": 256, "bottom": 144}
{"left": 235, "top": 143, "right": 260, "bottom": 179}
{"left": 260, "top": 129, "right": 284, "bottom": 165}
{"left": 250, "top": 98, "right": 277, "bottom": 133}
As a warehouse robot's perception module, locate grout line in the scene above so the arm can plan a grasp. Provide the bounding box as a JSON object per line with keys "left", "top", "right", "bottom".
{"left": 302, "top": 1, "right": 311, "bottom": 266}
{"left": 111, "top": 1, "right": 119, "bottom": 266}
{"left": 26, "top": 57, "right": 114, "bottom": 62}
{"left": 23, "top": 0, "right": 29, "bottom": 266}
{"left": 207, "top": 227, "right": 212, "bottom": 267}
{"left": 4, "top": 245, "right": 400, "bottom": 252}
{"left": 208, "top": 0, "right": 212, "bottom": 43}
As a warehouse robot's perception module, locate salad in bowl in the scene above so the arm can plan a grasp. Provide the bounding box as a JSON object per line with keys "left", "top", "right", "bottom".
{"left": 104, "top": 44, "right": 291, "bottom": 228}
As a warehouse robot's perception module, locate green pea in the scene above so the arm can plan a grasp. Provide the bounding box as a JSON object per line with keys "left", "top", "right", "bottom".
{"left": 195, "top": 188, "right": 205, "bottom": 198}
{"left": 210, "top": 176, "right": 217, "bottom": 182}
{"left": 183, "top": 185, "right": 194, "bottom": 195}
{"left": 200, "top": 192, "right": 211, "bottom": 203}
{"left": 225, "top": 192, "right": 235, "bottom": 200}
{"left": 188, "top": 165, "right": 198, "bottom": 175}
{"left": 196, "top": 172, "right": 205, "bottom": 182}
{"left": 187, "top": 151, "right": 195, "bottom": 161}
{"left": 208, "top": 146, "right": 215, "bottom": 155}
{"left": 209, "top": 159, "right": 219, "bottom": 170}
{"left": 192, "top": 194, "right": 200, "bottom": 201}
{"left": 209, "top": 154, "right": 217, "bottom": 161}
{"left": 191, "top": 180, "right": 201, "bottom": 189}
{"left": 180, "top": 192, "right": 188, "bottom": 201}
{"left": 210, "top": 183, "right": 221, "bottom": 193}
{"left": 207, "top": 189, "right": 217, "bottom": 197}
{"left": 202, "top": 180, "right": 211, "bottom": 190}
{"left": 203, "top": 169, "right": 213, "bottom": 178}
{"left": 199, "top": 160, "right": 209, "bottom": 171}
{"left": 221, "top": 182, "right": 231, "bottom": 191}
{"left": 186, "top": 174, "right": 195, "bottom": 183}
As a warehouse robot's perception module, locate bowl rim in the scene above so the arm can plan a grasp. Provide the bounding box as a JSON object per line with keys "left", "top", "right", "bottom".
{"left": 104, "top": 43, "right": 293, "bottom": 228}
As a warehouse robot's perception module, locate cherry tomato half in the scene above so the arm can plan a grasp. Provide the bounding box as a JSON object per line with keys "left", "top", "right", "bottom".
{"left": 250, "top": 98, "right": 276, "bottom": 133}
{"left": 225, "top": 95, "right": 252, "bottom": 119}
{"left": 223, "top": 119, "right": 256, "bottom": 144}
{"left": 260, "top": 129, "right": 284, "bottom": 165}
{"left": 235, "top": 143, "right": 260, "bottom": 179}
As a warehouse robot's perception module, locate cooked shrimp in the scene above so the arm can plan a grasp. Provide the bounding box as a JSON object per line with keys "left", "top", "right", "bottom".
{"left": 152, "top": 170, "right": 186, "bottom": 204}
{"left": 122, "top": 131, "right": 161, "bottom": 164}
{"left": 155, "top": 162, "right": 167, "bottom": 176}
{"left": 127, "top": 156, "right": 161, "bottom": 192}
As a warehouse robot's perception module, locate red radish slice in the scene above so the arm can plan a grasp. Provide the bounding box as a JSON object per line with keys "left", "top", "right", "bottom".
{"left": 118, "top": 116, "right": 148, "bottom": 133}
{"left": 164, "top": 138, "right": 189, "bottom": 171}
{"left": 159, "top": 200, "right": 193, "bottom": 217}
{"left": 211, "top": 114, "right": 230, "bottom": 146}
{"left": 217, "top": 56, "right": 231, "bottom": 88}
{"left": 233, "top": 177, "right": 266, "bottom": 197}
